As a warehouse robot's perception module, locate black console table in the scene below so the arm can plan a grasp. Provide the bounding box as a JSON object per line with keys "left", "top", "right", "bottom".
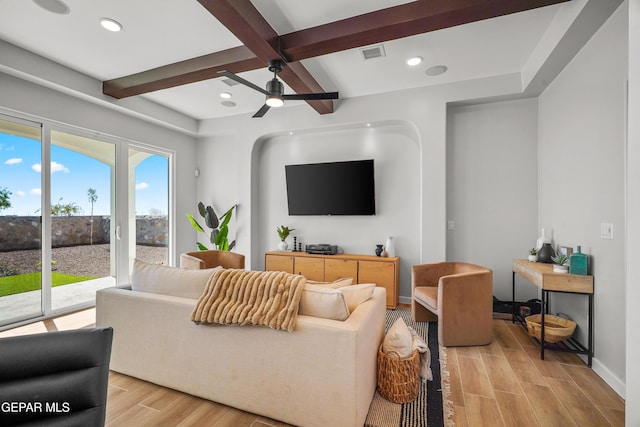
{"left": 512, "top": 259, "right": 594, "bottom": 367}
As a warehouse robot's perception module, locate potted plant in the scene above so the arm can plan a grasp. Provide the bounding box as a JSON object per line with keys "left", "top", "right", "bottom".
{"left": 528, "top": 248, "right": 537, "bottom": 262}
{"left": 187, "top": 202, "right": 237, "bottom": 251}
{"left": 551, "top": 252, "right": 569, "bottom": 273}
{"left": 276, "top": 225, "right": 295, "bottom": 251}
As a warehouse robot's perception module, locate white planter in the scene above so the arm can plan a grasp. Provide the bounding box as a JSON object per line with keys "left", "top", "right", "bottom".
{"left": 278, "top": 241, "right": 289, "bottom": 251}
{"left": 553, "top": 264, "right": 569, "bottom": 273}
{"left": 528, "top": 255, "right": 537, "bottom": 262}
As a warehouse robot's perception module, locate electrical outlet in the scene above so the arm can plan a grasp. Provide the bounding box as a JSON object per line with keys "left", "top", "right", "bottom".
{"left": 600, "top": 223, "right": 614, "bottom": 239}
{"left": 447, "top": 220, "right": 455, "bottom": 230}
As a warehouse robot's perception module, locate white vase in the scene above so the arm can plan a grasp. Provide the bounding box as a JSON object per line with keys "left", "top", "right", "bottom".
{"left": 384, "top": 236, "right": 396, "bottom": 257}
{"left": 278, "top": 241, "right": 288, "bottom": 251}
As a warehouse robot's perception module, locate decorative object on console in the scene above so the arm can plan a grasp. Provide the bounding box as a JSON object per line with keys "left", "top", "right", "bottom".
{"left": 528, "top": 247, "right": 537, "bottom": 262}
{"left": 537, "top": 242, "right": 555, "bottom": 264}
{"left": 381, "top": 247, "right": 389, "bottom": 257}
{"left": 276, "top": 225, "right": 295, "bottom": 251}
{"left": 536, "top": 228, "right": 551, "bottom": 250}
{"left": 384, "top": 236, "right": 396, "bottom": 257}
{"left": 551, "top": 251, "right": 569, "bottom": 273}
{"left": 570, "top": 245, "right": 588, "bottom": 275}
{"left": 187, "top": 202, "right": 237, "bottom": 251}
{"left": 375, "top": 244, "right": 383, "bottom": 257}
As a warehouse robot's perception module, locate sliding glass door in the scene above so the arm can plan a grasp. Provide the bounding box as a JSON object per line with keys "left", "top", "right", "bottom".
{"left": 0, "top": 116, "right": 43, "bottom": 325}
{"left": 50, "top": 130, "right": 116, "bottom": 311}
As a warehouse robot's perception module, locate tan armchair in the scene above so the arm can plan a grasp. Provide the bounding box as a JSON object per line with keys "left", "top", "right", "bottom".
{"left": 412, "top": 262, "right": 493, "bottom": 347}
{"left": 180, "top": 250, "right": 245, "bottom": 270}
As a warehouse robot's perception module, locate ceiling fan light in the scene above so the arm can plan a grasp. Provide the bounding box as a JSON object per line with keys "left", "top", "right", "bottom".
{"left": 266, "top": 96, "right": 284, "bottom": 108}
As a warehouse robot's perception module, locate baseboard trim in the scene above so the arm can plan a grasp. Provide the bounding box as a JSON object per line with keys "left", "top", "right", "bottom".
{"left": 586, "top": 355, "right": 626, "bottom": 399}
{"left": 399, "top": 295, "right": 411, "bottom": 305}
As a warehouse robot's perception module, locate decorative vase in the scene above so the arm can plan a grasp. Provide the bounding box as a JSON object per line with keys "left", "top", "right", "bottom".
{"left": 375, "top": 244, "right": 383, "bottom": 257}
{"left": 381, "top": 248, "right": 389, "bottom": 257}
{"left": 569, "top": 246, "right": 588, "bottom": 275}
{"left": 536, "top": 228, "right": 551, "bottom": 250}
{"left": 278, "top": 240, "right": 288, "bottom": 251}
{"left": 537, "top": 243, "right": 555, "bottom": 264}
{"left": 384, "top": 236, "right": 396, "bottom": 257}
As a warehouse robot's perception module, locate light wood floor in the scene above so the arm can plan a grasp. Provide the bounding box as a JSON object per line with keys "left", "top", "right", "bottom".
{"left": 1, "top": 309, "right": 625, "bottom": 426}
{"left": 444, "top": 318, "right": 625, "bottom": 427}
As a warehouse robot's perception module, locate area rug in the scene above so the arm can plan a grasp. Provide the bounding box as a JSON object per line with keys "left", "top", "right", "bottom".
{"left": 365, "top": 307, "right": 453, "bottom": 427}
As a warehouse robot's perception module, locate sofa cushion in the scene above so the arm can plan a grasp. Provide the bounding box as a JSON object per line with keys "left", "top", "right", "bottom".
{"left": 341, "top": 283, "right": 376, "bottom": 312}
{"left": 382, "top": 317, "right": 413, "bottom": 358}
{"left": 131, "top": 259, "right": 219, "bottom": 299}
{"left": 306, "top": 277, "right": 353, "bottom": 288}
{"left": 299, "top": 285, "right": 350, "bottom": 321}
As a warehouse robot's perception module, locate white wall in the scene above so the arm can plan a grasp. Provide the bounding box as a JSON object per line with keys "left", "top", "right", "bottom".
{"left": 627, "top": 0, "right": 640, "bottom": 424}
{"left": 254, "top": 121, "right": 420, "bottom": 297}
{"left": 447, "top": 99, "right": 539, "bottom": 301}
{"left": 197, "top": 73, "right": 524, "bottom": 302}
{"left": 0, "top": 71, "right": 199, "bottom": 267}
{"left": 538, "top": 3, "right": 627, "bottom": 394}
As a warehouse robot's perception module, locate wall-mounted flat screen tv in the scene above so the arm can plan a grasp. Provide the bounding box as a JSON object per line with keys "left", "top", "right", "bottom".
{"left": 285, "top": 159, "right": 376, "bottom": 215}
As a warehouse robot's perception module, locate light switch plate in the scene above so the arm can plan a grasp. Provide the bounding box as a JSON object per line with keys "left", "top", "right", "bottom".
{"left": 600, "top": 223, "right": 614, "bottom": 239}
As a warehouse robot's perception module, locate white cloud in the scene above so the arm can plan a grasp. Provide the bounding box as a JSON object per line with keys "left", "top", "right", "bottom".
{"left": 136, "top": 182, "right": 149, "bottom": 190}
{"left": 31, "top": 162, "right": 70, "bottom": 173}
{"left": 16, "top": 190, "right": 25, "bottom": 196}
{"left": 29, "top": 188, "right": 41, "bottom": 195}
{"left": 4, "top": 158, "right": 22, "bottom": 165}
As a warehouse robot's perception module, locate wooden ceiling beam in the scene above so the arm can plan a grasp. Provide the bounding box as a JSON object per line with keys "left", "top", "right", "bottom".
{"left": 103, "top": 45, "right": 262, "bottom": 99}
{"left": 279, "top": 0, "right": 571, "bottom": 62}
{"left": 197, "top": 0, "right": 333, "bottom": 114}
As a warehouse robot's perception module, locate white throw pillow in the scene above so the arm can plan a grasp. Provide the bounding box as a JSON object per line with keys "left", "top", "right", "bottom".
{"left": 305, "top": 277, "right": 353, "bottom": 288}
{"left": 130, "top": 259, "right": 219, "bottom": 299}
{"left": 299, "top": 284, "right": 350, "bottom": 321}
{"left": 340, "top": 283, "right": 376, "bottom": 312}
{"left": 382, "top": 317, "right": 413, "bottom": 359}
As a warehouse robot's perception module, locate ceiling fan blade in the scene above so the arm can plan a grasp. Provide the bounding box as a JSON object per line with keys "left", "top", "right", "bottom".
{"left": 252, "top": 104, "right": 271, "bottom": 118}
{"left": 283, "top": 92, "right": 339, "bottom": 101}
{"left": 218, "top": 70, "right": 270, "bottom": 96}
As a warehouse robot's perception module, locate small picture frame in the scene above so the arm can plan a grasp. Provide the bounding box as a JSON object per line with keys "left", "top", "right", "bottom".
{"left": 559, "top": 246, "right": 573, "bottom": 257}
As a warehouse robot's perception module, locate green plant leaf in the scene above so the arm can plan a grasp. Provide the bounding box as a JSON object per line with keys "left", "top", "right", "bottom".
{"left": 187, "top": 214, "right": 205, "bottom": 233}
{"left": 197, "top": 202, "right": 206, "bottom": 218}
{"left": 205, "top": 206, "right": 219, "bottom": 229}
{"left": 196, "top": 242, "right": 209, "bottom": 251}
{"left": 229, "top": 240, "right": 236, "bottom": 251}
{"left": 211, "top": 229, "right": 219, "bottom": 245}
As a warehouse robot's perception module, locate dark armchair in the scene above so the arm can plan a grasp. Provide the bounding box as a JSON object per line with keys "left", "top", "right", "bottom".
{"left": 0, "top": 327, "right": 113, "bottom": 427}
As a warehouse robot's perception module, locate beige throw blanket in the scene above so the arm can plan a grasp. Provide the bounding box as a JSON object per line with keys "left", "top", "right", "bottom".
{"left": 190, "top": 269, "right": 306, "bottom": 332}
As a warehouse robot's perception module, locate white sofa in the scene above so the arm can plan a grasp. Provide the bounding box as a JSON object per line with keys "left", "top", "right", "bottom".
{"left": 96, "top": 269, "right": 386, "bottom": 427}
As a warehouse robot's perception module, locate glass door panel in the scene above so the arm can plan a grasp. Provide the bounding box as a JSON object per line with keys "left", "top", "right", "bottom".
{"left": 0, "top": 117, "right": 43, "bottom": 326}
{"left": 128, "top": 148, "right": 169, "bottom": 268}
{"left": 50, "top": 131, "right": 116, "bottom": 311}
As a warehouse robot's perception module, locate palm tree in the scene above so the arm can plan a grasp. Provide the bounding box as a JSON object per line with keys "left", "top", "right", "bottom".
{"left": 87, "top": 188, "right": 98, "bottom": 245}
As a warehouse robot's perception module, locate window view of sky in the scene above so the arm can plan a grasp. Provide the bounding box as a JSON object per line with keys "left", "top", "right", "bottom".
{"left": 0, "top": 133, "right": 168, "bottom": 216}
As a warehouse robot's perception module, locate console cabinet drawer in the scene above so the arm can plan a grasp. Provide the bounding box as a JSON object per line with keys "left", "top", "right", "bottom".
{"left": 265, "top": 252, "right": 399, "bottom": 308}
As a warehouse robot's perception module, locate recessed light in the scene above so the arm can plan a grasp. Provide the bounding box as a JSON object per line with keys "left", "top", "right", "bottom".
{"left": 425, "top": 65, "right": 448, "bottom": 76}
{"left": 100, "top": 18, "right": 123, "bottom": 32}
{"left": 406, "top": 56, "right": 423, "bottom": 66}
{"left": 33, "top": 0, "right": 70, "bottom": 15}
{"left": 219, "top": 92, "right": 232, "bottom": 99}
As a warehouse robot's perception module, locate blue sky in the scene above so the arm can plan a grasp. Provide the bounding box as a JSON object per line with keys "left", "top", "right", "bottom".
{"left": 0, "top": 133, "right": 168, "bottom": 216}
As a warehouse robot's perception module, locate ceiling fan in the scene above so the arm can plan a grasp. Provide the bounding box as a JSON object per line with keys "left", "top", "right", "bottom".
{"left": 218, "top": 60, "right": 339, "bottom": 118}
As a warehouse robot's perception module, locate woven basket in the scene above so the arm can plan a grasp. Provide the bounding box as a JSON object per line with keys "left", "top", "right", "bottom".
{"left": 377, "top": 344, "right": 420, "bottom": 403}
{"left": 525, "top": 314, "right": 577, "bottom": 344}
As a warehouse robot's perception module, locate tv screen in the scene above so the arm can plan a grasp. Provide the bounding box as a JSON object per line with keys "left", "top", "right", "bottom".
{"left": 285, "top": 159, "right": 376, "bottom": 215}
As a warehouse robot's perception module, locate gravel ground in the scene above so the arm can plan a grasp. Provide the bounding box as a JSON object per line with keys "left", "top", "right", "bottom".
{"left": 0, "top": 244, "right": 168, "bottom": 277}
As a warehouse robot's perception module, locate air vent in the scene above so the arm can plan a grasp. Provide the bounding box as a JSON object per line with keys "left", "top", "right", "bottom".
{"left": 221, "top": 78, "right": 240, "bottom": 86}
{"left": 360, "top": 45, "right": 386, "bottom": 60}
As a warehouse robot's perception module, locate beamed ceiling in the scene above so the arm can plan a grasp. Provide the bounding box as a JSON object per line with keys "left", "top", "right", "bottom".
{"left": 102, "top": 0, "right": 570, "bottom": 115}
{"left": 0, "top": 0, "right": 622, "bottom": 123}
